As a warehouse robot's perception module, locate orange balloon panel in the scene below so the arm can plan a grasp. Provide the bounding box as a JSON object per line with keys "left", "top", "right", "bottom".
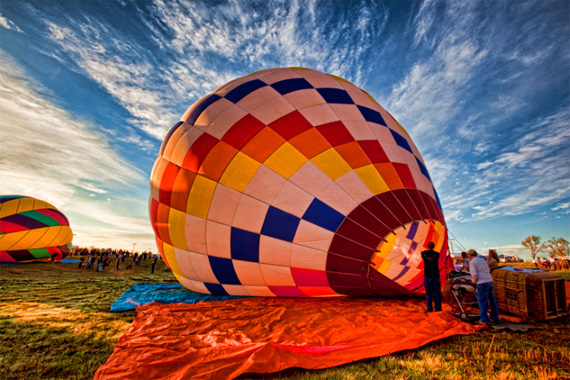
{"left": 149, "top": 67, "right": 451, "bottom": 297}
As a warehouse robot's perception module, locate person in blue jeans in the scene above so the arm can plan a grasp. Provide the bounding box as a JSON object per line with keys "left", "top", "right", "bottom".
{"left": 468, "top": 249, "right": 501, "bottom": 325}
{"left": 421, "top": 242, "right": 442, "bottom": 312}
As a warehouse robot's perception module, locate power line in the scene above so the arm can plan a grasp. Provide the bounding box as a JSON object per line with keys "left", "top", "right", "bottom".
{"left": 447, "top": 229, "right": 467, "bottom": 252}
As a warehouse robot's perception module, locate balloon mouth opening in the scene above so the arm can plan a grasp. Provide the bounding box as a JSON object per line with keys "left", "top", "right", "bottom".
{"left": 370, "top": 220, "right": 446, "bottom": 286}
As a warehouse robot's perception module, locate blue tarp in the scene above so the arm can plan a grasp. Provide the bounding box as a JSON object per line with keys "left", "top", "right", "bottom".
{"left": 500, "top": 265, "right": 543, "bottom": 273}
{"left": 60, "top": 258, "right": 81, "bottom": 263}
{"left": 111, "top": 283, "right": 245, "bottom": 312}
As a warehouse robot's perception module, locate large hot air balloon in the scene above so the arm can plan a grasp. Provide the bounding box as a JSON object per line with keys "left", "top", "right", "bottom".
{"left": 0, "top": 195, "right": 73, "bottom": 263}
{"left": 150, "top": 67, "right": 451, "bottom": 297}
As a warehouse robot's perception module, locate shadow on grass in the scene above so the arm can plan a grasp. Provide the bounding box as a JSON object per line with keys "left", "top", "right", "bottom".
{"left": 0, "top": 315, "right": 120, "bottom": 380}
{"left": 0, "top": 257, "right": 177, "bottom": 380}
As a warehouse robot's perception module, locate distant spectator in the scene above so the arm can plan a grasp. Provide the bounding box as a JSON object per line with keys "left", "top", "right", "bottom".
{"left": 460, "top": 251, "right": 470, "bottom": 272}
{"left": 486, "top": 249, "right": 500, "bottom": 271}
{"left": 548, "top": 256, "right": 557, "bottom": 270}
{"left": 151, "top": 256, "right": 158, "bottom": 274}
{"left": 537, "top": 256, "right": 550, "bottom": 270}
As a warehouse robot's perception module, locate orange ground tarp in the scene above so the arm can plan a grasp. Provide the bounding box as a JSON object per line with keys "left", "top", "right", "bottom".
{"left": 94, "top": 297, "right": 484, "bottom": 380}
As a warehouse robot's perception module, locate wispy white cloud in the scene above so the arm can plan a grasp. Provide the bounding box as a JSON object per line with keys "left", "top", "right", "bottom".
{"left": 421, "top": 153, "right": 456, "bottom": 190}
{"left": 0, "top": 13, "right": 22, "bottom": 32}
{"left": 490, "top": 95, "right": 525, "bottom": 114}
{"left": 387, "top": 3, "right": 489, "bottom": 140}
{"left": 44, "top": 19, "right": 178, "bottom": 140}
{"left": 384, "top": 0, "right": 569, "bottom": 231}
{"left": 0, "top": 55, "right": 145, "bottom": 190}
{"left": 77, "top": 182, "right": 108, "bottom": 194}
{"left": 66, "top": 197, "right": 156, "bottom": 251}
{"left": 35, "top": 0, "right": 389, "bottom": 144}
{"left": 413, "top": 0, "right": 436, "bottom": 48}
{"left": 0, "top": 54, "right": 153, "bottom": 250}
{"left": 147, "top": 0, "right": 387, "bottom": 79}
{"left": 47, "top": 22, "right": 71, "bottom": 40}
{"left": 552, "top": 203, "right": 570, "bottom": 211}
{"left": 476, "top": 161, "right": 493, "bottom": 170}
{"left": 444, "top": 106, "right": 570, "bottom": 221}
{"left": 471, "top": 187, "right": 569, "bottom": 220}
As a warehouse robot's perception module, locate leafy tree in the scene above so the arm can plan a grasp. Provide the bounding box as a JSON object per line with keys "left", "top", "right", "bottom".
{"left": 521, "top": 235, "right": 545, "bottom": 260}
{"left": 545, "top": 237, "right": 569, "bottom": 258}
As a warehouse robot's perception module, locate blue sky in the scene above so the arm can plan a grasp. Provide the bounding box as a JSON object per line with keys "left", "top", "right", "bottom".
{"left": 1, "top": 0, "right": 568, "bottom": 259}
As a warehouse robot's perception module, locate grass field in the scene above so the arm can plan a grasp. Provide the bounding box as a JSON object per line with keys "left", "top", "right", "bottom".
{"left": 0, "top": 258, "right": 569, "bottom": 380}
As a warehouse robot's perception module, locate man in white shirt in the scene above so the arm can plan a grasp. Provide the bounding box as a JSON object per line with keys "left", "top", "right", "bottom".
{"left": 468, "top": 249, "right": 500, "bottom": 325}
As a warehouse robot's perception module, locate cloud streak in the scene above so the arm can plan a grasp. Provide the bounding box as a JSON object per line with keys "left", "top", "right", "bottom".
{"left": 443, "top": 105, "right": 570, "bottom": 222}
{"left": 0, "top": 54, "right": 153, "bottom": 249}
{"left": 0, "top": 13, "right": 21, "bottom": 32}
{"left": 36, "top": 0, "right": 390, "bottom": 141}
{"left": 379, "top": 1, "right": 570, "bottom": 231}
{"left": 66, "top": 197, "right": 156, "bottom": 250}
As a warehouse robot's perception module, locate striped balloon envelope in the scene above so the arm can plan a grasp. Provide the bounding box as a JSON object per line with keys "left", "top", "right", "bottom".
{"left": 150, "top": 67, "right": 451, "bottom": 297}
{"left": 0, "top": 195, "right": 73, "bottom": 263}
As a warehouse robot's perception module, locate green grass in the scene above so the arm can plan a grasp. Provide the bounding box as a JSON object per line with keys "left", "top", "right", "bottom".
{"left": 0, "top": 259, "right": 568, "bottom": 380}
{"left": 0, "top": 257, "right": 176, "bottom": 380}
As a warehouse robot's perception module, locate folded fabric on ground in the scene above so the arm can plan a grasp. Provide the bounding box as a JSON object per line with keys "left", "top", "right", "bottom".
{"left": 96, "top": 297, "right": 484, "bottom": 380}
{"left": 110, "top": 283, "right": 244, "bottom": 312}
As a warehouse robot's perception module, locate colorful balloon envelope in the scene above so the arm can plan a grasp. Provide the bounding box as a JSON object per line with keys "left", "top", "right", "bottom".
{"left": 150, "top": 67, "right": 450, "bottom": 297}
{"left": 0, "top": 195, "right": 73, "bottom": 263}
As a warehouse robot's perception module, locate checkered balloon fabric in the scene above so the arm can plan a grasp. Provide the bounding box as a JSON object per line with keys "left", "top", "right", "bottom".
{"left": 149, "top": 67, "right": 450, "bottom": 297}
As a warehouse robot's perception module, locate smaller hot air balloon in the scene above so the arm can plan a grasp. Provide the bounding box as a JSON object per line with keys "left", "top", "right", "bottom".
{"left": 0, "top": 195, "right": 73, "bottom": 263}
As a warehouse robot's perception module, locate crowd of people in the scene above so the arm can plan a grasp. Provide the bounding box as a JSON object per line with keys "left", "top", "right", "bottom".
{"left": 534, "top": 256, "right": 570, "bottom": 271}
{"left": 453, "top": 250, "right": 570, "bottom": 271}
{"left": 72, "top": 247, "right": 161, "bottom": 273}
{"left": 456, "top": 249, "right": 501, "bottom": 274}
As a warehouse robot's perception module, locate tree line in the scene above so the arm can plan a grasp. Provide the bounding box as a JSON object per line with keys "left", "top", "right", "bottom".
{"left": 522, "top": 236, "right": 569, "bottom": 260}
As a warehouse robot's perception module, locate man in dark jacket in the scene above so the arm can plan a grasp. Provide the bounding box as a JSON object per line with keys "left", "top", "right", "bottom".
{"left": 421, "top": 242, "right": 442, "bottom": 312}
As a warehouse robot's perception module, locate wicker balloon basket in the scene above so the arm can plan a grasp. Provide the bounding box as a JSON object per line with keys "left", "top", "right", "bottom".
{"left": 492, "top": 269, "right": 568, "bottom": 320}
